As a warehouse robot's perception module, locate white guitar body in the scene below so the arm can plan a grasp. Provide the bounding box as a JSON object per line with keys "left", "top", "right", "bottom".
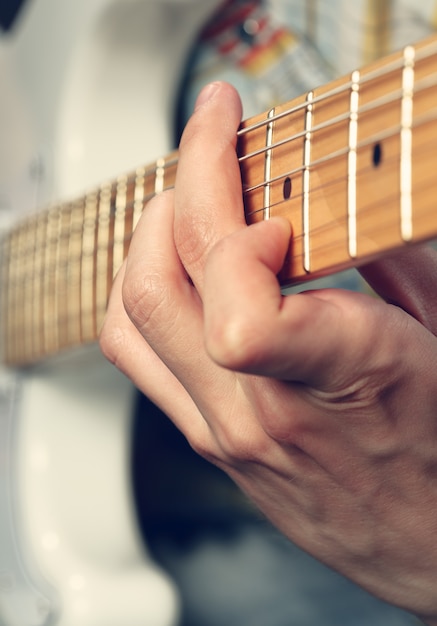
{"left": 0, "top": 0, "right": 220, "bottom": 624}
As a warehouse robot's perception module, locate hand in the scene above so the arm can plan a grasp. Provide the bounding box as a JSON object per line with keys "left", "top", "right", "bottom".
{"left": 100, "top": 81, "right": 437, "bottom": 624}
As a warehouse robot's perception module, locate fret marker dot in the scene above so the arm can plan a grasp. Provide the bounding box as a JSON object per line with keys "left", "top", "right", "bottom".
{"left": 372, "top": 143, "right": 382, "bottom": 167}
{"left": 283, "top": 177, "right": 292, "bottom": 199}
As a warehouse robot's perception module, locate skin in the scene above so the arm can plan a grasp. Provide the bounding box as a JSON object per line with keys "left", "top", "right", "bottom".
{"left": 100, "top": 81, "right": 437, "bottom": 624}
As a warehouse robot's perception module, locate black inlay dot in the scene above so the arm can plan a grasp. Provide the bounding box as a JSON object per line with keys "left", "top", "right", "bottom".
{"left": 373, "top": 143, "right": 382, "bottom": 167}
{"left": 283, "top": 176, "right": 292, "bottom": 199}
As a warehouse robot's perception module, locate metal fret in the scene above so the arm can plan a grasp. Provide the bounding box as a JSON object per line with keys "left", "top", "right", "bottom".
{"left": 96, "top": 184, "right": 111, "bottom": 332}
{"left": 155, "top": 158, "right": 165, "bottom": 194}
{"left": 22, "top": 218, "right": 36, "bottom": 359}
{"left": 81, "top": 192, "right": 98, "bottom": 340}
{"left": 303, "top": 91, "right": 314, "bottom": 272}
{"left": 263, "top": 108, "right": 275, "bottom": 219}
{"left": 43, "top": 208, "right": 61, "bottom": 354}
{"left": 133, "top": 166, "right": 146, "bottom": 231}
{"left": 67, "top": 200, "right": 84, "bottom": 344}
{"left": 32, "top": 212, "right": 47, "bottom": 359}
{"left": 113, "top": 176, "right": 127, "bottom": 278}
{"left": 400, "top": 45, "right": 415, "bottom": 242}
{"left": 7, "top": 229, "right": 20, "bottom": 362}
{"left": 348, "top": 70, "right": 360, "bottom": 258}
{"left": 57, "top": 204, "right": 72, "bottom": 347}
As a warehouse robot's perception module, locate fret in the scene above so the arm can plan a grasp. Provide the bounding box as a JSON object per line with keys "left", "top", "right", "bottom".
{"left": 5, "top": 228, "right": 20, "bottom": 362}
{"left": 32, "top": 211, "right": 48, "bottom": 359}
{"left": 43, "top": 208, "right": 61, "bottom": 355}
{"left": 348, "top": 70, "right": 360, "bottom": 259}
{"left": 95, "top": 184, "right": 112, "bottom": 334}
{"left": 267, "top": 92, "right": 308, "bottom": 282}
{"left": 263, "top": 108, "right": 275, "bottom": 219}
{"left": 56, "top": 204, "right": 72, "bottom": 348}
{"left": 133, "top": 166, "right": 146, "bottom": 232}
{"left": 81, "top": 192, "right": 98, "bottom": 341}
{"left": 304, "top": 76, "right": 353, "bottom": 276}
{"left": 159, "top": 154, "right": 178, "bottom": 194}
{"left": 302, "top": 91, "right": 314, "bottom": 273}
{"left": 22, "top": 217, "right": 37, "bottom": 359}
{"left": 154, "top": 158, "right": 166, "bottom": 194}
{"left": 411, "top": 36, "right": 437, "bottom": 241}
{"left": 355, "top": 47, "right": 404, "bottom": 258}
{"left": 113, "top": 176, "right": 127, "bottom": 279}
{"left": 17, "top": 224, "right": 30, "bottom": 360}
{"left": 123, "top": 174, "right": 136, "bottom": 260}
{"left": 67, "top": 199, "right": 85, "bottom": 345}
{"left": 239, "top": 108, "right": 276, "bottom": 225}
{"left": 400, "top": 45, "right": 415, "bottom": 242}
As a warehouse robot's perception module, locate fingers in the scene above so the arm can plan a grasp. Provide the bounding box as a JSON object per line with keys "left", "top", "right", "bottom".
{"left": 174, "top": 81, "right": 246, "bottom": 295}
{"left": 100, "top": 261, "right": 204, "bottom": 431}
{"left": 202, "top": 215, "right": 427, "bottom": 391}
{"left": 114, "top": 189, "right": 239, "bottom": 426}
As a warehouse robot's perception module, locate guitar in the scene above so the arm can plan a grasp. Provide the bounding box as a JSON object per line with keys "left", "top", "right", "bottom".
{"left": 3, "top": 34, "right": 437, "bottom": 367}
{"left": 0, "top": 2, "right": 436, "bottom": 624}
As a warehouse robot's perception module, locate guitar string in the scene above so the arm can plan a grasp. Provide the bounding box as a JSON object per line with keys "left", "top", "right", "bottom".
{"left": 6, "top": 121, "right": 436, "bottom": 302}
{"left": 4, "top": 51, "right": 437, "bottom": 359}
{"left": 8, "top": 94, "right": 436, "bottom": 278}
{"left": 237, "top": 37, "right": 437, "bottom": 139}
{"left": 5, "top": 59, "right": 436, "bottom": 248}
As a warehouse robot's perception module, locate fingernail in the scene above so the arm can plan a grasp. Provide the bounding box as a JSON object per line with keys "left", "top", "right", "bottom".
{"left": 194, "top": 82, "right": 220, "bottom": 110}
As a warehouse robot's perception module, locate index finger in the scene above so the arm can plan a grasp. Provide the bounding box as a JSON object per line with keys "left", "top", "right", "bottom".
{"left": 174, "top": 82, "right": 246, "bottom": 294}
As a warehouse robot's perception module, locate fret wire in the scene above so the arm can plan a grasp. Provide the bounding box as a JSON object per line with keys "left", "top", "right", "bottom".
{"left": 32, "top": 212, "right": 46, "bottom": 358}
{"left": 23, "top": 218, "right": 36, "bottom": 359}
{"left": 155, "top": 158, "right": 166, "bottom": 194}
{"left": 237, "top": 39, "right": 437, "bottom": 138}
{"left": 348, "top": 70, "right": 360, "bottom": 259}
{"left": 400, "top": 45, "right": 415, "bottom": 242}
{"left": 303, "top": 91, "right": 314, "bottom": 273}
{"left": 95, "top": 184, "right": 112, "bottom": 332}
{"left": 263, "top": 108, "right": 275, "bottom": 220}
{"left": 42, "top": 209, "right": 57, "bottom": 354}
{"left": 8, "top": 229, "right": 20, "bottom": 361}
{"left": 133, "top": 166, "right": 146, "bottom": 232}
{"left": 81, "top": 192, "right": 98, "bottom": 340}
{"left": 67, "top": 199, "right": 85, "bottom": 344}
{"left": 113, "top": 176, "right": 127, "bottom": 278}
{"left": 57, "top": 204, "right": 72, "bottom": 347}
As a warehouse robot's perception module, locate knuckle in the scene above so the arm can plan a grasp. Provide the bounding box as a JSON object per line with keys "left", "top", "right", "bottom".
{"left": 206, "top": 315, "right": 262, "bottom": 372}
{"left": 216, "top": 420, "right": 272, "bottom": 465}
{"left": 99, "top": 316, "right": 131, "bottom": 373}
{"left": 122, "top": 267, "right": 171, "bottom": 333}
{"left": 174, "top": 210, "right": 215, "bottom": 274}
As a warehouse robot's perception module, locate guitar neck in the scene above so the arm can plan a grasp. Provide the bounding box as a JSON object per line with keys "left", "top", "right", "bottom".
{"left": 3, "top": 34, "right": 437, "bottom": 366}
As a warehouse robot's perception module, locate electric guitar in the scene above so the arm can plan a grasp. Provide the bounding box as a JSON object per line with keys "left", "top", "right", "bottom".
{"left": 3, "top": 34, "right": 437, "bottom": 367}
